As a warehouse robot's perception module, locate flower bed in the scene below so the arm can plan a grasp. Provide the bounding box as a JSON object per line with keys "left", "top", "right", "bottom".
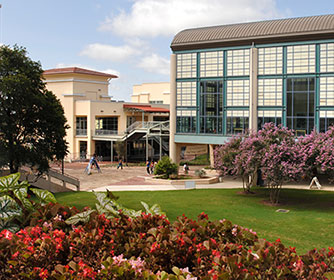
{"left": 1, "top": 205, "right": 334, "bottom": 279}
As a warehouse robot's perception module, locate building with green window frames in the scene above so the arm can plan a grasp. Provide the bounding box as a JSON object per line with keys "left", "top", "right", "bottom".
{"left": 169, "top": 14, "right": 334, "bottom": 164}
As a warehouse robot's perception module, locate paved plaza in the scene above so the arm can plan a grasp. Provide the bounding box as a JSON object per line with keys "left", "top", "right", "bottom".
{"left": 51, "top": 162, "right": 334, "bottom": 192}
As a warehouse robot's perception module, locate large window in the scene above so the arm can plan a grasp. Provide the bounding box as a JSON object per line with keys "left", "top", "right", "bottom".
{"left": 319, "top": 77, "right": 334, "bottom": 106}
{"left": 286, "top": 78, "right": 315, "bottom": 135}
{"left": 199, "top": 81, "right": 223, "bottom": 134}
{"left": 95, "top": 117, "right": 118, "bottom": 135}
{"left": 287, "top": 45, "right": 315, "bottom": 74}
{"left": 258, "top": 79, "right": 282, "bottom": 106}
{"left": 176, "top": 53, "right": 197, "bottom": 78}
{"left": 200, "top": 51, "right": 223, "bottom": 77}
{"left": 76, "top": 117, "right": 87, "bottom": 136}
{"left": 226, "top": 110, "right": 249, "bottom": 135}
{"left": 258, "top": 110, "right": 282, "bottom": 130}
{"left": 226, "top": 80, "right": 249, "bottom": 106}
{"left": 258, "top": 47, "right": 283, "bottom": 75}
{"left": 176, "top": 81, "right": 197, "bottom": 107}
{"left": 320, "top": 43, "right": 334, "bottom": 73}
{"left": 226, "top": 49, "right": 250, "bottom": 76}
{"left": 176, "top": 110, "right": 196, "bottom": 133}
{"left": 320, "top": 111, "right": 334, "bottom": 132}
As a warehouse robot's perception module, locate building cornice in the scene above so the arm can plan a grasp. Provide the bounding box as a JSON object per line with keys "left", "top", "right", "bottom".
{"left": 45, "top": 78, "right": 109, "bottom": 85}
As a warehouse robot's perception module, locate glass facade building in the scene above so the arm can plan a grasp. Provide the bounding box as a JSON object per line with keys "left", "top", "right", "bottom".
{"left": 172, "top": 15, "right": 334, "bottom": 141}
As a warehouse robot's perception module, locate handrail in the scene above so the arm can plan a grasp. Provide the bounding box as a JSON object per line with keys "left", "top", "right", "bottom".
{"left": 48, "top": 168, "right": 80, "bottom": 191}
{"left": 125, "top": 121, "right": 170, "bottom": 134}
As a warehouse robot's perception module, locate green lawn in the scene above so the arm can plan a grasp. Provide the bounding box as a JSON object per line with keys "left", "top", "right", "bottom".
{"left": 55, "top": 187, "right": 334, "bottom": 254}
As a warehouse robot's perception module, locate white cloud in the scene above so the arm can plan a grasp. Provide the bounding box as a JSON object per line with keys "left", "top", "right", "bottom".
{"left": 137, "top": 53, "right": 169, "bottom": 75}
{"left": 80, "top": 43, "right": 140, "bottom": 62}
{"left": 55, "top": 63, "right": 120, "bottom": 77}
{"left": 99, "top": 0, "right": 282, "bottom": 38}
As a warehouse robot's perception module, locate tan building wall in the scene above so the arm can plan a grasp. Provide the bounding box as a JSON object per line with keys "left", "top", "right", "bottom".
{"left": 131, "top": 82, "right": 170, "bottom": 104}
{"left": 44, "top": 67, "right": 169, "bottom": 161}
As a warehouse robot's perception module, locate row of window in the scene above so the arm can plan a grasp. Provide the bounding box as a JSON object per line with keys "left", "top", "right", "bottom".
{"left": 75, "top": 117, "right": 119, "bottom": 136}
{"left": 177, "top": 43, "right": 334, "bottom": 78}
{"left": 177, "top": 110, "right": 334, "bottom": 135}
{"left": 177, "top": 77, "right": 334, "bottom": 108}
{"left": 177, "top": 77, "right": 334, "bottom": 135}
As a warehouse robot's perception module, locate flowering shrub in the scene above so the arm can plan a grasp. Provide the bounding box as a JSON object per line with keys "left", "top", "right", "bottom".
{"left": 214, "top": 123, "right": 334, "bottom": 204}
{"left": 1, "top": 210, "right": 334, "bottom": 279}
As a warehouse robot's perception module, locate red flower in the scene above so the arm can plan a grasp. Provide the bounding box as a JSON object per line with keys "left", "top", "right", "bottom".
{"left": 39, "top": 268, "right": 49, "bottom": 280}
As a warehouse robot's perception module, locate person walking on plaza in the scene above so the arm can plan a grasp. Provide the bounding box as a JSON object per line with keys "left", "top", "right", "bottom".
{"left": 85, "top": 153, "right": 101, "bottom": 174}
{"left": 183, "top": 162, "right": 189, "bottom": 174}
{"left": 146, "top": 160, "right": 151, "bottom": 175}
{"left": 150, "top": 161, "right": 154, "bottom": 174}
{"left": 117, "top": 159, "right": 123, "bottom": 169}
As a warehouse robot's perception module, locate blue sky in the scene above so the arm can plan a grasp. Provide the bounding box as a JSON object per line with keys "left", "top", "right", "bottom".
{"left": 0, "top": 0, "right": 333, "bottom": 100}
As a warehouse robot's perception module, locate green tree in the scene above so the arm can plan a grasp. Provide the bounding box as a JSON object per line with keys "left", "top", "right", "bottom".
{"left": 154, "top": 156, "right": 178, "bottom": 179}
{"left": 0, "top": 45, "right": 68, "bottom": 173}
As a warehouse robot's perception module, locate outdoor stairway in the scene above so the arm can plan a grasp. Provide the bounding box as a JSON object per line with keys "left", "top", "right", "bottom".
{"left": 1, "top": 167, "right": 80, "bottom": 193}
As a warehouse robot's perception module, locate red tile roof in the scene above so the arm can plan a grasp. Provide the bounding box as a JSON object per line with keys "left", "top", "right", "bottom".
{"left": 43, "top": 67, "right": 118, "bottom": 78}
{"left": 123, "top": 104, "right": 169, "bottom": 113}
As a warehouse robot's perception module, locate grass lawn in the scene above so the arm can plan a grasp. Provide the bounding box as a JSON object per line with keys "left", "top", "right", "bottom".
{"left": 55, "top": 187, "right": 334, "bottom": 254}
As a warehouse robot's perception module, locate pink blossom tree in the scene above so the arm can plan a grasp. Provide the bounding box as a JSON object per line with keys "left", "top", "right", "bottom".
{"left": 214, "top": 135, "right": 242, "bottom": 177}
{"left": 261, "top": 139, "right": 304, "bottom": 204}
{"left": 315, "top": 126, "right": 334, "bottom": 182}
{"left": 232, "top": 132, "right": 263, "bottom": 193}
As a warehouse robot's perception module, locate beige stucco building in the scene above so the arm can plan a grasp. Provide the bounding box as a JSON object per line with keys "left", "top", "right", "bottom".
{"left": 43, "top": 67, "right": 169, "bottom": 162}
{"left": 131, "top": 82, "right": 170, "bottom": 104}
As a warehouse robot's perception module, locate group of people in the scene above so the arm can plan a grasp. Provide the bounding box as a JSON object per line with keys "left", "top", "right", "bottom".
{"left": 146, "top": 160, "right": 157, "bottom": 175}
{"left": 86, "top": 155, "right": 165, "bottom": 176}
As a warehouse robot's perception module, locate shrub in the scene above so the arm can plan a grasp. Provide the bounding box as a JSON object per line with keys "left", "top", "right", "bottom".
{"left": 194, "top": 169, "right": 206, "bottom": 178}
{"left": 0, "top": 173, "right": 57, "bottom": 232}
{"left": 1, "top": 210, "right": 334, "bottom": 279}
{"left": 154, "top": 156, "right": 178, "bottom": 179}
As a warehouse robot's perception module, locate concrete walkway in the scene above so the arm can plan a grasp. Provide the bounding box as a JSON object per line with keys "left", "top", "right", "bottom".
{"left": 91, "top": 179, "right": 334, "bottom": 192}
{"left": 51, "top": 163, "right": 334, "bottom": 193}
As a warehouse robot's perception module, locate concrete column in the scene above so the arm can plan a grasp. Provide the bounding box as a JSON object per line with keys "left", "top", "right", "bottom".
{"left": 110, "top": 141, "right": 113, "bottom": 162}
{"left": 87, "top": 101, "right": 95, "bottom": 157}
{"left": 146, "top": 132, "right": 149, "bottom": 161}
{"left": 249, "top": 47, "right": 258, "bottom": 133}
{"left": 169, "top": 53, "right": 177, "bottom": 162}
{"left": 209, "top": 144, "right": 215, "bottom": 168}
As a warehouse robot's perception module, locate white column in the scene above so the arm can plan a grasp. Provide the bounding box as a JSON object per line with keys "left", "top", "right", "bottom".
{"left": 169, "top": 53, "right": 177, "bottom": 162}
{"left": 249, "top": 47, "right": 258, "bottom": 132}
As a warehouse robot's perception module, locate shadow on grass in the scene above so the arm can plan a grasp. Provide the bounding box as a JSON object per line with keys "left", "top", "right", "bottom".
{"left": 246, "top": 187, "right": 334, "bottom": 212}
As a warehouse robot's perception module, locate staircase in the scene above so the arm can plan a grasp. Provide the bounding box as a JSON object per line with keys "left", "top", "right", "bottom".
{"left": 1, "top": 167, "right": 80, "bottom": 193}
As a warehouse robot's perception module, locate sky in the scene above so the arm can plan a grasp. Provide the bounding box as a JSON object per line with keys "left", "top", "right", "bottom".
{"left": 0, "top": 0, "right": 333, "bottom": 101}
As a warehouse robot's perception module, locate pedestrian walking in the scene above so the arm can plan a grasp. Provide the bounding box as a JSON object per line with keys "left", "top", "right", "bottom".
{"left": 117, "top": 159, "right": 123, "bottom": 169}
{"left": 150, "top": 161, "right": 154, "bottom": 174}
{"left": 183, "top": 163, "right": 189, "bottom": 174}
{"left": 146, "top": 160, "right": 151, "bottom": 175}
{"left": 85, "top": 153, "right": 101, "bottom": 174}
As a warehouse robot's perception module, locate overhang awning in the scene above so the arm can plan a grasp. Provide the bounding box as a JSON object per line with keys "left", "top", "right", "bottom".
{"left": 123, "top": 104, "right": 169, "bottom": 113}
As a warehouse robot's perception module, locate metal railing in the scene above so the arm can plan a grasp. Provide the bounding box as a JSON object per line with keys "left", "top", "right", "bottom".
{"left": 126, "top": 121, "right": 170, "bottom": 134}
{"left": 76, "top": 129, "right": 87, "bottom": 136}
{"left": 95, "top": 129, "right": 118, "bottom": 135}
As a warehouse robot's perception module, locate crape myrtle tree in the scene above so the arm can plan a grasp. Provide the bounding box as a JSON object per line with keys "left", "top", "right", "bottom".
{"left": 314, "top": 126, "right": 334, "bottom": 182}
{"left": 0, "top": 45, "right": 68, "bottom": 174}
{"left": 214, "top": 123, "right": 306, "bottom": 204}
{"left": 233, "top": 132, "right": 263, "bottom": 193}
